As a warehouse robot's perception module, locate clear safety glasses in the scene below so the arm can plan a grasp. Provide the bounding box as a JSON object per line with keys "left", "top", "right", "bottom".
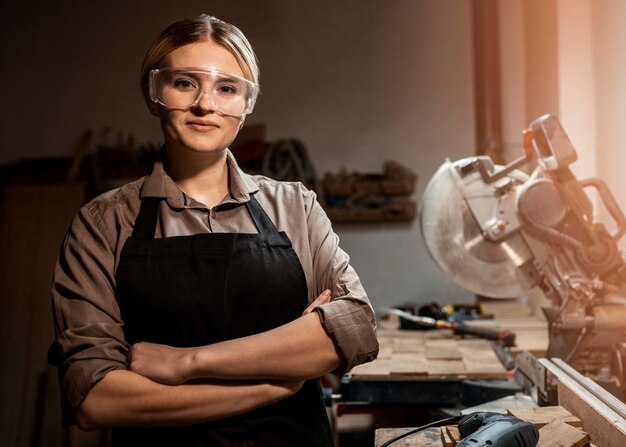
{"left": 149, "top": 67, "right": 259, "bottom": 117}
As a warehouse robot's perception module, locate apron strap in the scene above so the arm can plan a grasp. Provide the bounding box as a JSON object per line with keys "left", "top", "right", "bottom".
{"left": 246, "top": 195, "right": 290, "bottom": 246}
{"left": 131, "top": 197, "right": 161, "bottom": 239}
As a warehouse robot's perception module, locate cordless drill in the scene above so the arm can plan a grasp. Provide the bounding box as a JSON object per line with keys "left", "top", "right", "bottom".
{"left": 456, "top": 411, "right": 539, "bottom": 447}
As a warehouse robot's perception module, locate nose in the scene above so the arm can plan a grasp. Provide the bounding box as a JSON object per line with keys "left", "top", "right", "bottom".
{"left": 193, "top": 91, "right": 218, "bottom": 113}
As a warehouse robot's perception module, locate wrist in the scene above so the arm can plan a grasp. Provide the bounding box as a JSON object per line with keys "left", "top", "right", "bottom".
{"left": 183, "top": 347, "right": 203, "bottom": 382}
{"left": 263, "top": 381, "right": 289, "bottom": 403}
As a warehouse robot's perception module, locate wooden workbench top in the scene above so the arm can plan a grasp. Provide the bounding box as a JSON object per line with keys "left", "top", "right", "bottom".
{"left": 350, "top": 328, "right": 509, "bottom": 380}
{"left": 351, "top": 303, "right": 548, "bottom": 381}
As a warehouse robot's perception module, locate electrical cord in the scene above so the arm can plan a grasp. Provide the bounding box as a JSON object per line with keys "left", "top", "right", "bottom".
{"left": 565, "top": 326, "right": 590, "bottom": 363}
{"left": 378, "top": 415, "right": 462, "bottom": 447}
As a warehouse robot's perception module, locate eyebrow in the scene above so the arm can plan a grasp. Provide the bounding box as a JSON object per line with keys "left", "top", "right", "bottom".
{"left": 206, "top": 71, "right": 242, "bottom": 81}
{"left": 168, "top": 68, "right": 242, "bottom": 79}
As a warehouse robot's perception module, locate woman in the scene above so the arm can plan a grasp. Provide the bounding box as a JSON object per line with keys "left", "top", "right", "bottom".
{"left": 50, "top": 14, "right": 378, "bottom": 446}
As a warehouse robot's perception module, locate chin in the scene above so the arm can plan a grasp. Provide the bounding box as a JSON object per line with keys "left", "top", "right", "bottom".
{"left": 183, "top": 144, "right": 227, "bottom": 154}
{"left": 174, "top": 135, "right": 232, "bottom": 154}
{"left": 163, "top": 123, "right": 236, "bottom": 155}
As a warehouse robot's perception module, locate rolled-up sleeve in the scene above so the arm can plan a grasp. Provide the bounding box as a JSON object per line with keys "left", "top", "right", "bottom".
{"left": 304, "top": 192, "right": 379, "bottom": 373}
{"left": 49, "top": 204, "right": 129, "bottom": 424}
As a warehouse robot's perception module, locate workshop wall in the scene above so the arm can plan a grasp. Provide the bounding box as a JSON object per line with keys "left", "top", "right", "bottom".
{"left": 592, "top": 1, "right": 626, "bottom": 244}
{"left": 0, "top": 0, "right": 476, "bottom": 308}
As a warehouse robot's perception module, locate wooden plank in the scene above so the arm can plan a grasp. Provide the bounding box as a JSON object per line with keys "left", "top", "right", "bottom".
{"left": 375, "top": 427, "right": 443, "bottom": 447}
{"left": 391, "top": 339, "right": 427, "bottom": 353}
{"left": 507, "top": 406, "right": 582, "bottom": 429}
{"left": 480, "top": 300, "right": 535, "bottom": 318}
{"left": 509, "top": 329, "right": 549, "bottom": 357}
{"left": 558, "top": 380, "right": 626, "bottom": 447}
{"left": 458, "top": 339, "right": 508, "bottom": 377}
{"left": 389, "top": 360, "right": 429, "bottom": 376}
{"left": 537, "top": 419, "right": 590, "bottom": 447}
{"left": 425, "top": 339, "right": 463, "bottom": 360}
{"left": 427, "top": 360, "right": 467, "bottom": 376}
{"left": 390, "top": 353, "right": 428, "bottom": 362}
{"left": 350, "top": 359, "right": 391, "bottom": 378}
{"left": 377, "top": 347, "right": 394, "bottom": 359}
{"left": 440, "top": 427, "right": 453, "bottom": 447}
{"left": 356, "top": 324, "right": 517, "bottom": 380}
{"left": 445, "top": 425, "right": 461, "bottom": 444}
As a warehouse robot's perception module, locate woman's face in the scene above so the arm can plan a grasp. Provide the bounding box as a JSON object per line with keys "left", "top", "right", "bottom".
{"left": 150, "top": 41, "right": 246, "bottom": 156}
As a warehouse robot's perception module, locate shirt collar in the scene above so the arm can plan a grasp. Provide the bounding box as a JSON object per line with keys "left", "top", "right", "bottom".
{"left": 140, "top": 148, "right": 259, "bottom": 208}
{"left": 226, "top": 149, "right": 259, "bottom": 202}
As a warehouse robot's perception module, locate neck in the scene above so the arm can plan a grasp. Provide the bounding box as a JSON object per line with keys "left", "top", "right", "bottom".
{"left": 165, "top": 148, "right": 230, "bottom": 208}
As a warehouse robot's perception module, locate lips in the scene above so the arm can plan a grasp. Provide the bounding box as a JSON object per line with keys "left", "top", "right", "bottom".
{"left": 187, "top": 120, "right": 220, "bottom": 131}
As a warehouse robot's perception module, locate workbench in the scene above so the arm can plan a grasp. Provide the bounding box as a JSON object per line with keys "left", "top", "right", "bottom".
{"left": 365, "top": 302, "right": 626, "bottom": 447}
{"left": 336, "top": 302, "right": 550, "bottom": 444}
{"left": 342, "top": 301, "right": 549, "bottom": 405}
{"left": 342, "top": 329, "right": 509, "bottom": 406}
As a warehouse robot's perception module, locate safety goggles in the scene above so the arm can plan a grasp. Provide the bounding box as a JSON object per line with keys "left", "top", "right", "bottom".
{"left": 149, "top": 67, "right": 259, "bottom": 117}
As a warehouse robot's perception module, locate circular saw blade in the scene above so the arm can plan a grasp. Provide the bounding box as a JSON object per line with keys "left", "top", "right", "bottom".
{"left": 420, "top": 159, "right": 534, "bottom": 299}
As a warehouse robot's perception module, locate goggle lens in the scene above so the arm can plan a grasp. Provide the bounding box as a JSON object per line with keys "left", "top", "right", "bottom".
{"left": 149, "top": 68, "right": 258, "bottom": 116}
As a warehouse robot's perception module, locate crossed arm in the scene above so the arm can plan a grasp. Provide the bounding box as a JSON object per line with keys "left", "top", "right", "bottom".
{"left": 76, "top": 291, "right": 340, "bottom": 430}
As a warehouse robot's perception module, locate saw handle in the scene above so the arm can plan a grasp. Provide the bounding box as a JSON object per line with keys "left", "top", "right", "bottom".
{"left": 452, "top": 323, "right": 516, "bottom": 347}
{"left": 579, "top": 178, "right": 626, "bottom": 241}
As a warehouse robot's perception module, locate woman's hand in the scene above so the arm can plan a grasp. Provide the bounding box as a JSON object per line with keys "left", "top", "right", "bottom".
{"left": 129, "top": 342, "right": 195, "bottom": 385}
{"left": 302, "top": 289, "right": 331, "bottom": 315}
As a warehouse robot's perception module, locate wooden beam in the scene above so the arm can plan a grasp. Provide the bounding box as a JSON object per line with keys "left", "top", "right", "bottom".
{"left": 472, "top": 0, "right": 505, "bottom": 163}
{"left": 538, "top": 358, "right": 626, "bottom": 446}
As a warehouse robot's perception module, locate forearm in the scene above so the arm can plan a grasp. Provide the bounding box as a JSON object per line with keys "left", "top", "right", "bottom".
{"left": 76, "top": 370, "right": 295, "bottom": 431}
{"left": 187, "top": 312, "right": 341, "bottom": 381}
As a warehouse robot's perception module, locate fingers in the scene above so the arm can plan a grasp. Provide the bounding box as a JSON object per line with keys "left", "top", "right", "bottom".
{"left": 315, "top": 289, "right": 332, "bottom": 304}
{"left": 302, "top": 289, "right": 332, "bottom": 315}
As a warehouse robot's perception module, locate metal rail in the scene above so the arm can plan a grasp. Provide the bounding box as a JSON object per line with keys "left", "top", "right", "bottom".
{"left": 538, "top": 357, "right": 626, "bottom": 420}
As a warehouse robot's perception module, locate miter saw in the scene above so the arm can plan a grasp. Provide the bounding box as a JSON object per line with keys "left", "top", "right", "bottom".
{"left": 420, "top": 114, "right": 626, "bottom": 392}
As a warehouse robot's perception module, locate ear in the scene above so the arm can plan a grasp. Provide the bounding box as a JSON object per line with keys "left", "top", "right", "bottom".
{"left": 142, "top": 89, "right": 160, "bottom": 116}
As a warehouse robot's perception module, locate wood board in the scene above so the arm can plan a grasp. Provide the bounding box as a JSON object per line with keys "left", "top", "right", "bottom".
{"left": 537, "top": 419, "right": 590, "bottom": 447}
{"left": 507, "top": 406, "right": 582, "bottom": 429}
{"left": 557, "top": 380, "right": 626, "bottom": 447}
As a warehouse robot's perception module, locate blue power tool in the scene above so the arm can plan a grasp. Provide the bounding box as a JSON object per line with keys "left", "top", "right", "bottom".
{"left": 456, "top": 412, "right": 539, "bottom": 447}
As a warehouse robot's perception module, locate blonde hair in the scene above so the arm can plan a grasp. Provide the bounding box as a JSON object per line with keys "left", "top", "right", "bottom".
{"left": 139, "top": 14, "right": 259, "bottom": 94}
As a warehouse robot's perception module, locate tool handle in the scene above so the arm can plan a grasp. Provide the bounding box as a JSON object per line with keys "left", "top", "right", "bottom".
{"left": 453, "top": 323, "right": 516, "bottom": 347}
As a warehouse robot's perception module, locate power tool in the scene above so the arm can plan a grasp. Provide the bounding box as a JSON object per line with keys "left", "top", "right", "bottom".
{"left": 420, "top": 114, "right": 626, "bottom": 385}
{"left": 457, "top": 412, "right": 539, "bottom": 447}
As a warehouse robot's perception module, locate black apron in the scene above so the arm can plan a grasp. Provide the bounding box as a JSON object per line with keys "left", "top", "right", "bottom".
{"left": 113, "top": 195, "right": 333, "bottom": 446}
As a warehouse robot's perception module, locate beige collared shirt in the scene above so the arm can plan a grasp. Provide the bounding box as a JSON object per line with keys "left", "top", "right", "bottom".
{"left": 50, "top": 150, "right": 379, "bottom": 418}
